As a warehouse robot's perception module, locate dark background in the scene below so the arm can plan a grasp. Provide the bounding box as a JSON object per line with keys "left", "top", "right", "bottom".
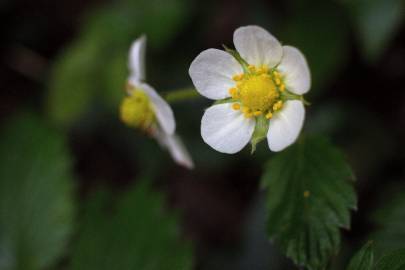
{"left": 0, "top": 0, "right": 404, "bottom": 269}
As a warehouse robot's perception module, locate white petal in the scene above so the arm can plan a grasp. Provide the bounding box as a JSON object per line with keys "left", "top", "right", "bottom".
{"left": 277, "top": 46, "right": 311, "bottom": 95}
{"left": 267, "top": 100, "right": 305, "bottom": 152}
{"left": 201, "top": 103, "right": 255, "bottom": 154}
{"left": 233, "top": 25, "right": 282, "bottom": 67}
{"left": 140, "top": 83, "right": 175, "bottom": 135}
{"left": 153, "top": 128, "right": 194, "bottom": 169}
{"left": 164, "top": 134, "right": 194, "bottom": 169}
{"left": 129, "top": 35, "right": 147, "bottom": 83}
{"left": 189, "top": 49, "right": 243, "bottom": 100}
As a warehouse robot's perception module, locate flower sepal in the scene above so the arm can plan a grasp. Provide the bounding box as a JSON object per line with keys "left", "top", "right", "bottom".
{"left": 250, "top": 115, "right": 269, "bottom": 154}
{"left": 213, "top": 97, "right": 236, "bottom": 106}
{"left": 223, "top": 45, "right": 249, "bottom": 72}
{"left": 281, "top": 91, "right": 311, "bottom": 106}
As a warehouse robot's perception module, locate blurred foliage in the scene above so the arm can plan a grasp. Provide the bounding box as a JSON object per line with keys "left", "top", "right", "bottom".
{"left": 0, "top": 113, "right": 74, "bottom": 270}
{"left": 281, "top": 0, "right": 350, "bottom": 93}
{"left": 341, "top": 0, "right": 404, "bottom": 61}
{"left": 346, "top": 241, "right": 374, "bottom": 270}
{"left": 262, "top": 135, "right": 357, "bottom": 270}
{"left": 370, "top": 185, "right": 405, "bottom": 257}
{"left": 374, "top": 249, "right": 405, "bottom": 270}
{"left": 71, "top": 180, "right": 194, "bottom": 270}
{"left": 346, "top": 242, "right": 405, "bottom": 270}
{"left": 47, "top": 0, "right": 191, "bottom": 127}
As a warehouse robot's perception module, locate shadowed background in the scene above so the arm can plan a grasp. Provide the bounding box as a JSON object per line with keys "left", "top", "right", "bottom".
{"left": 0, "top": 0, "right": 404, "bottom": 269}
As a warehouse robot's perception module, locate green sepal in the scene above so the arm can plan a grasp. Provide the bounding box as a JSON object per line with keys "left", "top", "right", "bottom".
{"left": 281, "top": 90, "right": 311, "bottom": 106}
{"left": 222, "top": 44, "right": 249, "bottom": 73}
{"left": 250, "top": 115, "right": 269, "bottom": 154}
{"left": 213, "top": 98, "right": 235, "bottom": 106}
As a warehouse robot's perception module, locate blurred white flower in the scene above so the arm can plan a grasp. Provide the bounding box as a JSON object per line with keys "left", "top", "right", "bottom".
{"left": 120, "top": 35, "right": 194, "bottom": 169}
{"left": 189, "top": 25, "right": 310, "bottom": 153}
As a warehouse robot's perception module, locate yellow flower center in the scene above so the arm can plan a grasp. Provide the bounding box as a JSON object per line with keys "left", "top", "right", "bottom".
{"left": 229, "top": 65, "right": 286, "bottom": 119}
{"left": 238, "top": 74, "right": 278, "bottom": 112}
{"left": 120, "top": 90, "right": 155, "bottom": 130}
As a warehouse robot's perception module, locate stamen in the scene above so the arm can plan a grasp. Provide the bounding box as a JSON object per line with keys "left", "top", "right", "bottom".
{"left": 242, "top": 107, "right": 251, "bottom": 114}
{"left": 265, "top": 112, "right": 273, "bottom": 119}
{"left": 232, "top": 74, "right": 244, "bottom": 81}
{"left": 257, "top": 66, "right": 269, "bottom": 74}
{"left": 273, "top": 100, "right": 283, "bottom": 111}
{"left": 253, "top": 111, "right": 262, "bottom": 116}
{"left": 248, "top": 65, "right": 256, "bottom": 72}
{"left": 229, "top": 87, "right": 238, "bottom": 97}
{"left": 232, "top": 103, "right": 241, "bottom": 110}
{"left": 279, "top": 84, "right": 285, "bottom": 92}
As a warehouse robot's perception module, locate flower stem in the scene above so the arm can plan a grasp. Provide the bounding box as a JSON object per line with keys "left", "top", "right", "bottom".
{"left": 164, "top": 88, "right": 201, "bottom": 103}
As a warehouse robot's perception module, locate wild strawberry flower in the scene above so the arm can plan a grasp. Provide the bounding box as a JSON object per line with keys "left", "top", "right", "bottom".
{"left": 120, "top": 35, "right": 194, "bottom": 169}
{"left": 189, "top": 25, "right": 310, "bottom": 154}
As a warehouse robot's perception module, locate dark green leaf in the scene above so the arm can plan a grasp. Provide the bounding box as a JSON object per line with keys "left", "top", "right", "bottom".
{"left": 281, "top": 1, "right": 350, "bottom": 92}
{"left": 342, "top": 0, "right": 404, "bottom": 61}
{"left": 370, "top": 185, "right": 405, "bottom": 256}
{"left": 0, "top": 113, "right": 74, "bottom": 270}
{"left": 262, "top": 135, "right": 357, "bottom": 270}
{"left": 47, "top": 37, "right": 101, "bottom": 125}
{"left": 71, "top": 180, "right": 193, "bottom": 270}
{"left": 374, "top": 249, "right": 405, "bottom": 270}
{"left": 347, "top": 241, "right": 374, "bottom": 270}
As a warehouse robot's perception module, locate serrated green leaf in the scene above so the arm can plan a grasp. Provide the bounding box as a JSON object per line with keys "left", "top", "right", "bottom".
{"left": 262, "top": 135, "right": 357, "bottom": 270}
{"left": 0, "top": 113, "right": 74, "bottom": 270}
{"left": 71, "top": 180, "right": 193, "bottom": 270}
{"left": 347, "top": 241, "right": 374, "bottom": 270}
{"left": 374, "top": 249, "right": 405, "bottom": 270}
{"left": 370, "top": 186, "right": 405, "bottom": 256}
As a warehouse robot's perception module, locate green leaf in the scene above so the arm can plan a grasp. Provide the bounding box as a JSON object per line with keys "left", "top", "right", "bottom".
{"left": 47, "top": 37, "right": 101, "bottom": 125}
{"left": 341, "top": 0, "right": 404, "bottom": 61}
{"left": 374, "top": 249, "right": 405, "bottom": 270}
{"left": 0, "top": 113, "right": 74, "bottom": 270}
{"left": 347, "top": 241, "right": 374, "bottom": 270}
{"left": 71, "top": 180, "right": 193, "bottom": 270}
{"left": 370, "top": 185, "right": 405, "bottom": 256}
{"left": 262, "top": 135, "right": 357, "bottom": 270}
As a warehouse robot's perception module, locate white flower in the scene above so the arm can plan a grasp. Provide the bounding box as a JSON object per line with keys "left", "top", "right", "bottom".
{"left": 120, "top": 35, "right": 194, "bottom": 169}
{"left": 189, "top": 25, "right": 310, "bottom": 153}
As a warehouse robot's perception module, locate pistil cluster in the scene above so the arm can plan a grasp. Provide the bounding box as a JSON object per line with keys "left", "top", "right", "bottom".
{"left": 229, "top": 65, "right": 286, "bottom": 119}
{"left": 120, "top": 89, "right": 155, "bottom": 131}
